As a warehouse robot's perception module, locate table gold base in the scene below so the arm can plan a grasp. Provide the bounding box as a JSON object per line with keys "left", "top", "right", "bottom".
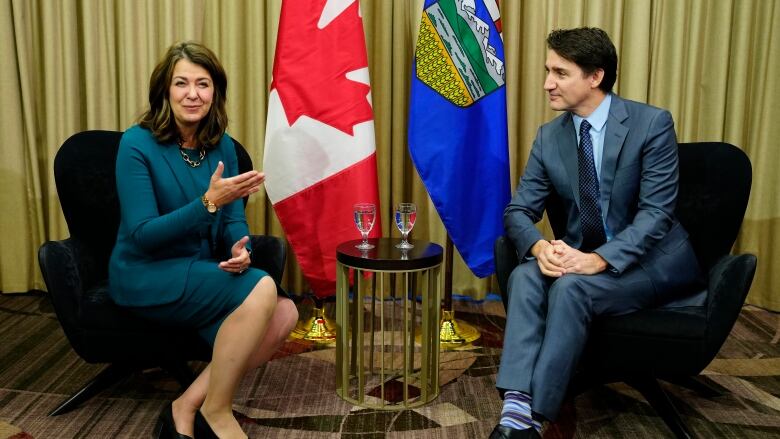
{"left": 439, "top": 310, "right": 481, "bottom": 349}
{"left": 336, "top": 239, "right": 443, "bottom": 410}
{"left": 289, "top": 307, "right": 337, "bottom": 343}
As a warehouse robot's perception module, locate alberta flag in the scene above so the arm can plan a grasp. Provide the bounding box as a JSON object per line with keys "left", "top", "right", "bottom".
{"left": 264, "top": 0, "right": 381, "bottom": 297}
{"left": 409, "top": 0, "right": 510, "bottom": 277}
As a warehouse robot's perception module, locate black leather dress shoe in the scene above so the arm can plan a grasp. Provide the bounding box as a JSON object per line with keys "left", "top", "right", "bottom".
{"left": 194, "top": 410, "right": 219, "bottom": 439}
{"left": 488, "top": 424, "right": 541, "bottom": 439}
{"left": 156, "top": 403, "right": 193, "bottom": 439}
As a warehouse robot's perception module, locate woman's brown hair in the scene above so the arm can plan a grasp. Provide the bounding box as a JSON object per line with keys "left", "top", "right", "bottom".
{"left": 139, "top": 41, "right": 228, "bottom": 149}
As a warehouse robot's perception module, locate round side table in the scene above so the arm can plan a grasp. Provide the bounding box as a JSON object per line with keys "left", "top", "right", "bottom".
{"left": 335, "top": 238, "right": 443, "bottom": 409}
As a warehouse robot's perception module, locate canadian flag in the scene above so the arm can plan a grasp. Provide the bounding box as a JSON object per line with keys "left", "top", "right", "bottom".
{"left": 263, "top": 0, "right": 381, "bottom": 298}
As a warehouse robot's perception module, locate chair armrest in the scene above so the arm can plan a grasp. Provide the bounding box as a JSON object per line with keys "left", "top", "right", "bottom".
{"left": 38, "top": 238, "right": 103, "bottom": 337}
{"left": 704, "top": 253, "right": 757, "bottom": 359}
{"left": 249, "top": 235, "right": 286, "bottom": 286}
{"left": 494, "top": 236, "right": 520, "bottom": 310}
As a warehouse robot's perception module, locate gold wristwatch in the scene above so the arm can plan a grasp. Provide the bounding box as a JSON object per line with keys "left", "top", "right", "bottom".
{"left": 201, "top": 194, "right": 218, "bottom": 214}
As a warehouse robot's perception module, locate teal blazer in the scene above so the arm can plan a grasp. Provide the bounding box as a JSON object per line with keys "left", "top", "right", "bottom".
{"left": 108, "top": 125, "right": 251, "bottom": 307}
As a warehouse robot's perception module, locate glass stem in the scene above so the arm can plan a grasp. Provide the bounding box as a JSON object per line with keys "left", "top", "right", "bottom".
{"left": 362, "top": 232, "right": 368, "bottom": 244}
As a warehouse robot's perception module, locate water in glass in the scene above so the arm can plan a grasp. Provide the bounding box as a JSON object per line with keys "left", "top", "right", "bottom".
{"left": 353, "top": 203, "right": 376, "bottom": 250}
{"left": 395, "top": 203, "right": 416, "bottom": 249}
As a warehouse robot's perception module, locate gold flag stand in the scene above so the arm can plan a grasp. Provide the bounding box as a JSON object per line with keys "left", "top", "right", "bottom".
{"left": 439, "top": 236, "right": 481, "bottom": 349}
{"left": 290, "top": 236, "right": 480, "bottom": 347}
{"left": 290, "top": 299, "right": 337, "bottom": 343}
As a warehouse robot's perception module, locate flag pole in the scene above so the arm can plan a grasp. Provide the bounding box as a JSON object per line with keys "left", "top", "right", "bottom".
{"left": 439, "top": 234, "right": 481, "bottom": 348}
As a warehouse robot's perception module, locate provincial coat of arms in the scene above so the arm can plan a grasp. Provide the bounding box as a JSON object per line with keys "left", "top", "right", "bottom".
{"left": 415, "top": 0, "right": 505, "bottom": 107}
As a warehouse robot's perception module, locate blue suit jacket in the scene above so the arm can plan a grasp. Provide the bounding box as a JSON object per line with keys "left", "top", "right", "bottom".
{"left": 108, "top": 125, "right": 251, "bottom": 307}
{"left": 504, "top": 95, "right": 701, "bottom": 299}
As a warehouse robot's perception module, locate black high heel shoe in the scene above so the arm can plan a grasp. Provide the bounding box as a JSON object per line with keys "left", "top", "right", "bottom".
{"left": 194, "top": 410, "right": 219, "bottom": 439}
{"left": 156, "top": 403, "right": 193, "bottom": 439}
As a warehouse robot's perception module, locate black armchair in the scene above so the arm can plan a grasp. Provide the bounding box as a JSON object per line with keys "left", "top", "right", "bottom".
{"left": 494, "top": 142, "right": 757, "bottom": 438}
{"left": 37, "top": 130, "right": 286, "bottom": 416}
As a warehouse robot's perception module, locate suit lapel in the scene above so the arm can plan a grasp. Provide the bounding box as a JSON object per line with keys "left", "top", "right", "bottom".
{"left": 208, "top": 145, "right": 225, "bottom": 249}
{"left": 160, "top": 143, "right": 196, "bottom": 202}
{"left": 162, "top": 141, "right": 226, "bottom": 255}
{"left": 556, "top": 113, "right": 581, "bottom": 209}
{"left": 600, "top": 96, "right": 629, "bottom": 219}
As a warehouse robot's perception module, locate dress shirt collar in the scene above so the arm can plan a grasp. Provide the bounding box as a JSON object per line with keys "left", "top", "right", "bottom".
{"left": 573, "top": 93, "right": 612, "bottom": 135}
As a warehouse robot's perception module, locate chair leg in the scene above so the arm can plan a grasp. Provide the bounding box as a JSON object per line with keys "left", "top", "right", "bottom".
{"left": 49, "top": 363, "right": 134, "bottom": 416}
{"left": 626, "top": 376, "right": 694, "bottom": 439}
{"left": 161, "top": 361, "right": 195, "bottom": 388}
{"left": 567, "top": 372, "right": 593, "bottom": 397}
{"left": 662, "top": 375, "right": 722, "bottom": 398}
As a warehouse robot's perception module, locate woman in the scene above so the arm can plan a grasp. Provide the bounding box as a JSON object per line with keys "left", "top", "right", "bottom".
{"left": 108, "top": 41, "right": 298, "bottom": 439}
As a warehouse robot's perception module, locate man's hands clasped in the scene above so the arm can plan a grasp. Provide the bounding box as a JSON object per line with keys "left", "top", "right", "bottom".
{"left": 531, "top": 239, "right": 608, "bottom": 277}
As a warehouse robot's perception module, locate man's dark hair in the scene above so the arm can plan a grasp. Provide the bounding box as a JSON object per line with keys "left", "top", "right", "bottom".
{"left": 546, "top": 27, "right": 617, "bottom": 93}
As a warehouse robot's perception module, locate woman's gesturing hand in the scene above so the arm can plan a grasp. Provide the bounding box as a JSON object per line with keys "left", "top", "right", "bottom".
{"left": 219, "top": 236, "right": 251, "bottom": 274}
{"left": 204, "top": 161, "right": 265, "bottom": 207}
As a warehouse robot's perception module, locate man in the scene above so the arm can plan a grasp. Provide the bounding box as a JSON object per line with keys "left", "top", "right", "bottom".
{"left": 491, "top": 28, "right": 701, "bottom": 439}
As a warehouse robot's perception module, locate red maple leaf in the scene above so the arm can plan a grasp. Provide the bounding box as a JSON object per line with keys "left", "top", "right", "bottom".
{"left": 271, "top": 0, "right": 373, "bottom": 136}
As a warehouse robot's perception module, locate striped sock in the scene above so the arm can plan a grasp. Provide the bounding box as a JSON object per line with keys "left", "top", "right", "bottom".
{"left": 500, "top": 390, "right": 542, "bottom": 433}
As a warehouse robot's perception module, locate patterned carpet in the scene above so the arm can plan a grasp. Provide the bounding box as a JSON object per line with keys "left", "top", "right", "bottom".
{"left": 1, "top": 292, "right": 779, "bottom": 438}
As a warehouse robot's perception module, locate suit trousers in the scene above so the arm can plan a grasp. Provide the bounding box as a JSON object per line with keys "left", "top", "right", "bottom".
{"left": 496, "top": 260, "right": 656, "bottom": 420}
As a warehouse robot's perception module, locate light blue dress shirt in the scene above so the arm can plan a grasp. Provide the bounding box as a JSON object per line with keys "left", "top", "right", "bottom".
{"left": 573, "top": 93, "right": 613, "bottom": 241}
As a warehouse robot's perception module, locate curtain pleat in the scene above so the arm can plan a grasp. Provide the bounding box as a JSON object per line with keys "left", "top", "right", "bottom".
{"left": 2, "top": 0, "right": 778, "bottom": 309}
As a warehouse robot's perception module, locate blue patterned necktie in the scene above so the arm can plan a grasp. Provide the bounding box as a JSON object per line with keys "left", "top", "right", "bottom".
{"left": 578, "top": 120, "right": 606, "bottom": 251}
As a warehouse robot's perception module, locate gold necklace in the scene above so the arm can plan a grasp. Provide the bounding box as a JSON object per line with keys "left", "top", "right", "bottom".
{"left": 178, "top": 139, "right": 206, "bottom": 168}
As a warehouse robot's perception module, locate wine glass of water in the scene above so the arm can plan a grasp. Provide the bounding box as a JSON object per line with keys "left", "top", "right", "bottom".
{"left": 353, "top": 203, "right": 376, "bottom": 250}
{"left": 395, "top": 202, "right": 416, "bottom": 249}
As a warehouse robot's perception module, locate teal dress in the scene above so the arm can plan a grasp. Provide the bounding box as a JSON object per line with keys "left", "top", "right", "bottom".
{"left": 108, "top": 125, "right": 269, "bottom": 346}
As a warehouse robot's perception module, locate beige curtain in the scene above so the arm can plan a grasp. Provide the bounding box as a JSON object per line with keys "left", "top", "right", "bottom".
{"left": 2, "top": 0, "right": 778, "bottom": 309}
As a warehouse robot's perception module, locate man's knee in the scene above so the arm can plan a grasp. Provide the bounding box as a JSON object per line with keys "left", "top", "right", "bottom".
{"left": 508, "top": 262, "right": 544, "bottom": 292}
{"left": 506, "top": 262, "right": 547, "bottom": 310}
{"left": 548, "top": 274, "right": 592, "bottom": 310}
